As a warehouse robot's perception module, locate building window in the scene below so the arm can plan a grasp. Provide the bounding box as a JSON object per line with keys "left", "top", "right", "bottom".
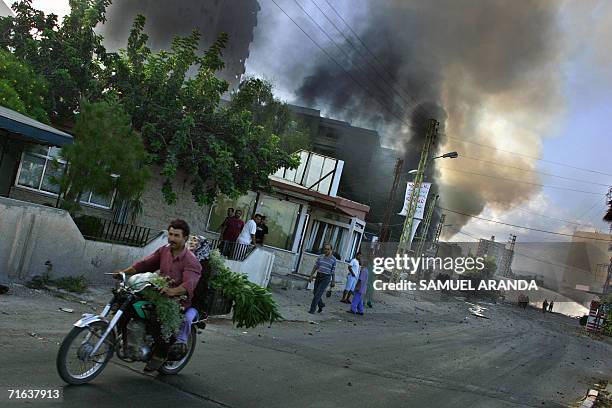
{"left": 255, "top": 194, "right": 301, "bottom": 251}
{"left": 207, "top": 191, "right": 257, "bottom": 232}
{"left": 16, "top": 144, "right": 116, "bottom": 209}
{"left": 17, "top": 145, "right": 65, "bottom": 194}
{"left": 306, "top": 220, "right": 348, "bottom": 258}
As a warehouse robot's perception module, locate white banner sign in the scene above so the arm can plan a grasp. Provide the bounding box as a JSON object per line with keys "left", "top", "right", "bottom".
{"left": 399, "top": 182, "right": 431, "bottom": 219}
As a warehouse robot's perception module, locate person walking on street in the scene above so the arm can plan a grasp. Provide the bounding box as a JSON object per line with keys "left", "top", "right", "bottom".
{"left": 349, "top": 262, "right": 369, "bottom": 315}
{"left": 542, "top": 299, "right": 548, "bottom": 313}
{"left": 548, "top": 300, "right": 554, "bottom": 312}
{"left": 308, "top": 244, "right": 336, "bottom": 314}
{"left": 341, "top": 252, "right": 361, "bottom": 303}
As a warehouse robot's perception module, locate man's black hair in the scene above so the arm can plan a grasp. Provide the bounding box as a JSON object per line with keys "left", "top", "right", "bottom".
{"left": 168, "top": 219, "right": 190, "bottom": 237}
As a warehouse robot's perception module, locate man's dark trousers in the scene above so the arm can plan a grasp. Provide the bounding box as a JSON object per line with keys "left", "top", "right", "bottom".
{"left": 310, "top": 273, "right": 332, "bottom": 312}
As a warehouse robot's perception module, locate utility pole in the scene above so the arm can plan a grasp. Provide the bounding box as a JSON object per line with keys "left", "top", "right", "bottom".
{"left": 397, "top": 119, "right": 438, "bottom": 255}
{"left": 433, "top": 214, "right": 445, "bottom": 244}
{"left": 378, "top": 158, "right": 404, "bottom": 244}
{"left": 501, "top": 234, "right": 517, "bottom": 277}
{"left": 414, "top": 194, "right": 438, "bottom": 278}
{"left": 415, "top": 194, "right": 438, "bottom": 259}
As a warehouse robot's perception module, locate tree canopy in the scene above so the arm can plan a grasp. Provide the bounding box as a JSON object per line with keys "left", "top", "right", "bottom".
{"left": 0, "top": 49, "right": 49, "bottom": 122}
{"left": 107, "top": 16, "right": 300, "bottom": 205}
{"left": 1, "top": 1, "right": 303, "bottom": 208}
{"left": 55, "top": 99, "right": 150, "bottom": 213}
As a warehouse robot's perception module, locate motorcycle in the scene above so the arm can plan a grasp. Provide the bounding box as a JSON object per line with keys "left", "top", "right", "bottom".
{"left": 56, "top": 272, "right": 205, "bottom": 385}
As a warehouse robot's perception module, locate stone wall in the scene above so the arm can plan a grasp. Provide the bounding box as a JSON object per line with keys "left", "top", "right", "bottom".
{"left": 260, "top": 246, "right": 298, "bottom": 275}
{"left": 135, "top": 166, "right": 211, "bottom": 233}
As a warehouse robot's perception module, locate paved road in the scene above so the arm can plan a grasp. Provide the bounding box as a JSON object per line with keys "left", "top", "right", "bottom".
{"left": 1, "top": 286, "right": 610, "bottom": 407}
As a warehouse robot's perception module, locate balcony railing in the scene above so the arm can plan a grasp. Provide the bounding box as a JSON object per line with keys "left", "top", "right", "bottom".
{"left": 208, "top": 239, "right": 256, "bottom": 262}
{"left": 74, "top": 215, "right": 156, "bottom": 247}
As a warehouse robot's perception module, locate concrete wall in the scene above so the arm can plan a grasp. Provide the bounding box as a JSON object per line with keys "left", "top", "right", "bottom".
{"left": 225, "top": 248, "right": 275, "bottom": 287}
{"left": 0, "top": 197, "right": 166, "bottom": 284}
{"left": 259, "top": 246, "right": 298, "bottom": 275}
{"left": 202, "top": 230, "right": 299, "bottom": 276}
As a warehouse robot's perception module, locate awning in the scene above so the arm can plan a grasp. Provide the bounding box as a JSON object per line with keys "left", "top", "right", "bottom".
{"left": 0, "top": 105, "right": 73, "bottom": 146}
{"left": 269, "top": 177, "right": 370, "bottom": 220}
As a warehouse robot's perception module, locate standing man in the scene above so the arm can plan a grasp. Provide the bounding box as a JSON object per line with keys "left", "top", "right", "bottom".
{"left": 218, "top": 207, "right": 234, "bottom": 234}
{"left": 221, "top": 209, "right": 245, "bottom": 256}
{"left": 238, "top": 213, "right": 262, "bottom": 245}
{"left": 115, "top": 219, "right": 201, "bottom": 370}
{"left": 548, "top": 300, "right": 554, "bottom": 312}
{"left": 542, "top": 299, "right": 548, "bottom": 313}
{"left": 341, "top": 252, "right": 361, "bottom": 303}
{"left": 308, "top": 243, "right": 336, "bottom": 314}
{"left": 349, "top": 260, "right": 369, "bottom": 315}
{"left": 255, "top": 216, "right": 269, "bottom": 245}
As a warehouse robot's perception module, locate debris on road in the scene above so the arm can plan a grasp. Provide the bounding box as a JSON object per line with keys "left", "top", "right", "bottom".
{"left": 58, "top": 308, "right": 74, "bottom": 313}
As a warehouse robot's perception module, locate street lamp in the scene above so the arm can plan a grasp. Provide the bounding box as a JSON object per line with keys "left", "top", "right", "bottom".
{"left": 399, "top": 150, "right": 460, "bottom": 256}
{"left": 407, "top": 151, "right": 459, "bottom": 174}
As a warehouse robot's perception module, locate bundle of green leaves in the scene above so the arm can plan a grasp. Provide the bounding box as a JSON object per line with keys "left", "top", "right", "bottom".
{"left": 141, "top": 274, "right": 182, "bottom": 341}
{"left": 209, "top": 250, "right": 282, "bottom": 328}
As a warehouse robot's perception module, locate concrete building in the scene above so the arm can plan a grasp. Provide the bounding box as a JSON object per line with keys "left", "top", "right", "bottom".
{"left": 0, "top": 1, "right": 13, "bottom": 17}
{"left": 476, "top": 235, "right": 515, "bottom": 277}
{"left": 98, "top": 0, "right": 260, "bottom": 91}
{"left": 288, "top": 105, "right": 403, "bottom": 240}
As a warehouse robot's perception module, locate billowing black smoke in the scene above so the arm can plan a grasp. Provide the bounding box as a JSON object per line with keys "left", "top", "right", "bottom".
{"left": 281, "top": 0, "right": 563, "bottom": 236}
{"left": 98, "top": 0, "right": 260, "bottom": 90}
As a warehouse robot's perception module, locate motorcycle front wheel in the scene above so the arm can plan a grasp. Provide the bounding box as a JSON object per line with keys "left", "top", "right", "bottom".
{"left": 56, "top": 321, "right": 115, "bottom": 385}
{"left": 158, "top": 326, "right": 197, "bottom": 375}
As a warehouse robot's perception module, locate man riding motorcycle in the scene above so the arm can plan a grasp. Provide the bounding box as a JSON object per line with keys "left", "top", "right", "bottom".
{"left": 114, "top": 218, "right": 201, "bottom": 371}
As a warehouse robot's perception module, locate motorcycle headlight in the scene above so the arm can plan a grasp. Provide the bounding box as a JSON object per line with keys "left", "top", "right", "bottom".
{"left": 126, "top": 272, "right": 156, "bottom": 292}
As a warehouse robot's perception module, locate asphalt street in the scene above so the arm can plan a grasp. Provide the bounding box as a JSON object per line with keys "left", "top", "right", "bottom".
{"left": 1, "top": 285, "right": 610, "bottom": 408}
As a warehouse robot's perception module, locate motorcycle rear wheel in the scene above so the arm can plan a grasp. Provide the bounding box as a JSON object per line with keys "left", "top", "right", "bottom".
{"left": 158, "top": 326, "right": 197, "bottom": 375}
{"left": 56, "top": 322, "right": 115, "bottom": 385}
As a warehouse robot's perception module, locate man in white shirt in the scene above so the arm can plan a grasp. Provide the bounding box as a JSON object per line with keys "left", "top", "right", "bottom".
{"left": 237, "top": 214, "right": 262, "bottom": 245}
{"left": 341, "top": 252, "right": 361, "bottom": 303}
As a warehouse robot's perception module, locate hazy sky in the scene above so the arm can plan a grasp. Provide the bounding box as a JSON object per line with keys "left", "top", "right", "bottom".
{"left": 4, "top": 0, "right": 611, "bottom": 245}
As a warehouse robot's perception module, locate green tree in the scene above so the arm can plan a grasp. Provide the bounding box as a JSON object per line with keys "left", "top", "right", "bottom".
{"left": 0, "top": 49, "right": 49, "bottom": 122}
{"left": 54, "top": 99, "right": 150, "bottom": 213}
{"left": 0, "top": 0, "right": 111, "bottom": 123}
{"left": 109, "top": 17, "right": 299, "bottom": 205}
{"left": 230, "top": 77, "right": 311, "bottom": 154}
{"left": 2, "top": 3, "right": 300, "bottom": 207}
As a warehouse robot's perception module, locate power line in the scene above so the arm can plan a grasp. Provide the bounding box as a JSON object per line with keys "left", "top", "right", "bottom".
{"left": 512, "top": 206, "right": 598, "bottom": 228}
{"left": 437, "top": 206, "right": 611, "bottom": 241}
{"left": 460, "top": 155, "right": 611, "bottom": 187}
{"left": 449, "top": 228, "right": 592, "bottom": 274}
{"left": 438, "top": 166, "right": 607, "bottom": 196}
{"left": 443, "top": 134, "right": 612, "bottom": 176}
{"left": 292, "top": 0, "right": 413, "bottom": 122}
{"left": 273, "top": 0, "right": 612, "bottom": 188}
{"left": 309, "top": 0, "right": 429, "bottom": 121}
{"left": 270, "top": 0, "right": 420, "bottom": 136}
